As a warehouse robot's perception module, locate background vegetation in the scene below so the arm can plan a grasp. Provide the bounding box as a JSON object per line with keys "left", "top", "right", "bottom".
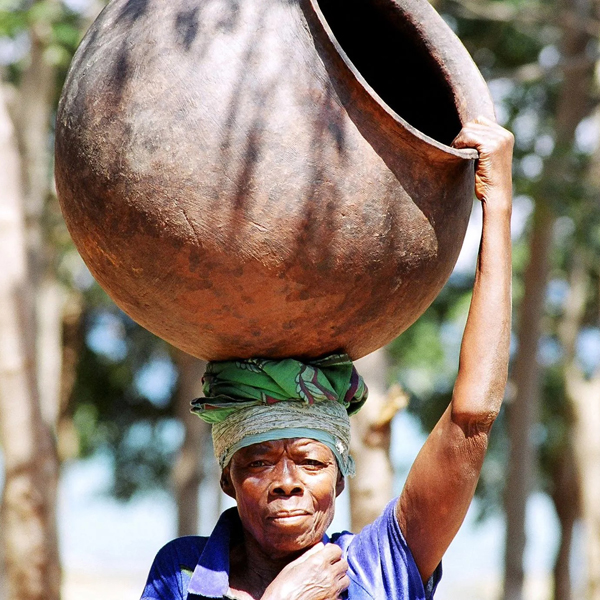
{"left": 0, "top": 1, "right": 599, "bottom": 599}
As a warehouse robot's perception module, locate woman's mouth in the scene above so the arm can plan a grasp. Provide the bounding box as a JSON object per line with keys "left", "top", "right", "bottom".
{"left": 269, "top": 510, "right": 311, "bottom": 522}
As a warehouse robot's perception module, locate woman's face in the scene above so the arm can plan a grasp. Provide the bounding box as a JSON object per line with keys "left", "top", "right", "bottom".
{"left": 222, "top": 438, "right": 345, "bottom": 558}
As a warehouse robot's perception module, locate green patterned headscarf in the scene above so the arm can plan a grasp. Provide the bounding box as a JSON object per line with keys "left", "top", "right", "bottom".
{"left": 191, "top": 353, "right": 368, "bottom": 476}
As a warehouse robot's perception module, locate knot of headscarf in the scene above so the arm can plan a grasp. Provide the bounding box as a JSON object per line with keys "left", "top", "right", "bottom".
{"left": 191, "top": 353, "right": 368, "bottom": 424}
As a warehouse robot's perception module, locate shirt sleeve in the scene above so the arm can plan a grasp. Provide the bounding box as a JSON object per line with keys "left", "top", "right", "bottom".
{"left": 339, "top": 499, "right": 442, "bottom": 600}
{"left": 141, "top": 537, "right": 207, "bottom": 600}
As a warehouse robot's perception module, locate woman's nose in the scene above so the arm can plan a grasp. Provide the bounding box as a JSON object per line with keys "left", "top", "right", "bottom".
{"left": 269, "top": 459, "right": 304, "bottom": 497}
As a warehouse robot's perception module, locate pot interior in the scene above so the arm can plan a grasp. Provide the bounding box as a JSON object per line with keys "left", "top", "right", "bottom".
{"left": 317, "top": 0, "right": 463, "bottom": 146}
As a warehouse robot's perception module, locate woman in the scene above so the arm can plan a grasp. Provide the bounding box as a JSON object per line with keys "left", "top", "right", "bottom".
{"left": 141, "top": 117, "right": 514, "bottom": 600}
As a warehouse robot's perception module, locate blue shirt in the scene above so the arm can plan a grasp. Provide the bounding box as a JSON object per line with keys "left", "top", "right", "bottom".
{"left": 141, "top": 499, "right": 441, "bottom": 599}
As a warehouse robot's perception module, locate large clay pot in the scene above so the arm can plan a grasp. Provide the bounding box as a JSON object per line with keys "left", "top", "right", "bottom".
{"left": 55, "top": 0, "right": 494, "bottom": 361}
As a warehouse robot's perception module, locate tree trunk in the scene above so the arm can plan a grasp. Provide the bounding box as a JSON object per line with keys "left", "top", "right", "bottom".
{"left": 558, "top": 249, "right": 600, "bottom": 599}
{"left": 0, "top": 14, "right": 65, "bottom": 598}
{"left": 56, "top": 293, "right": 85, "bottom": 462}
{"left": 0, "top": 83, "right": 61, "bottom": 600}
{"left": 14, "top": 10, "right": 64, "bottom": 432}
{"left": 550, "top": 440, "right": 579, "bottom": 600}
{"left": 503, "top": 202, "right": 554, "bottom": 600}
{"left": 171, "top": 350, "right": 210, "bottom": 537}
{"left": 349, "top": 349, "right": 407, "bottom": 532}
{"left": 35, "top": 279, "right": 66, "bottom": 426}
{"left": 16, "top": 11, "right": 57, "bottom": 261}
{"left": 569, "top": 375, "right": 600, "bottom": 599}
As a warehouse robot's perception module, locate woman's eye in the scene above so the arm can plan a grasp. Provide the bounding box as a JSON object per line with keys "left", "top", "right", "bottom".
{"left": 302, "top": 459, "right": 325, "bottom": 468}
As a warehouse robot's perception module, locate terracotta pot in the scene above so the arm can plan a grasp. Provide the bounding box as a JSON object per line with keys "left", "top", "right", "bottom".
{"left": 55, "top": 0, "right": 494, "bottom": 360}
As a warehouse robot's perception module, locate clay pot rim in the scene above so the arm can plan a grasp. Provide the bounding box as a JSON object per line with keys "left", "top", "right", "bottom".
{"left": 308, "top": 0, "right": 480, "bottom": 162}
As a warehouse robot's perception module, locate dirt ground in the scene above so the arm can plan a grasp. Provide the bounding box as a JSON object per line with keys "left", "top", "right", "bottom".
{"left": 62, "top": 570, "right": 146, "bottom": 600}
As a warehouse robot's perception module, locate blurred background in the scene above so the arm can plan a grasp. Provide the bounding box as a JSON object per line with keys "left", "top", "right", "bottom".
{"left": 0, "top": 0, "right": 599, "bottom": 599}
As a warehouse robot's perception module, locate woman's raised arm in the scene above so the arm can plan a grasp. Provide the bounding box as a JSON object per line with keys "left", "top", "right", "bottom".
{"left": 396, "top": 117, "right": 514, "bottom": 582}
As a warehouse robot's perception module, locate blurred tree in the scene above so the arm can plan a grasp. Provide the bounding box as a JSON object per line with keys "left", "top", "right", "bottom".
{"left": 553, "top": 112, "right": 600, "bottom": 596}
{"left": 503, "top": 0, "right": 596, "bottom": 593}
{"left": 65, "top": 300, "right": 220, "bottom": 534}
{"left": 350, "top": 349, "right": 407, "bottom": 532}
{"left": 170, "top": 351, "right": 223, "bottom": 538}
{"left": 170, "top": 350, "right": 213, "bottom": 537}
{"left": 0, "top": 1, "right": 103, "bottom": 597}
{"left": 0, "top": 69, "right": 60, "bottom": 600}
{"left": 68, "top": 304, "right": 178, "bottom": 499}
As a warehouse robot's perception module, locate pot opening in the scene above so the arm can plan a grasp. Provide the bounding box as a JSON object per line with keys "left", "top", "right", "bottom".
{"left": 316, "top": 0, "right": 463, "bottom": 146}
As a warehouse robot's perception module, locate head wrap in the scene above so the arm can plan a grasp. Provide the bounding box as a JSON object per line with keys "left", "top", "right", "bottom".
{"left": 191, "top": 353, "right": 368, "bottom": 476}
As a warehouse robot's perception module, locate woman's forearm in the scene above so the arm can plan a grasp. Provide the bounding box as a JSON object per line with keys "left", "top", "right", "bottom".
{"left": 451, "top": 199, "right": 512, "bottom": 433}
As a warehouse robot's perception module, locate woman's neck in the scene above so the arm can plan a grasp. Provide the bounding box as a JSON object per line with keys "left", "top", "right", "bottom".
{"left": 228, "top": 535, "right": 303, "bottom": 600}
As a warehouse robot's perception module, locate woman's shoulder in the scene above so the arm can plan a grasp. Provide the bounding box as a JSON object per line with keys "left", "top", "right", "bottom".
{"left": 141, "top": 536, "right": 209, "bottom": 600}
{"left": 152, "top": 535, "right": 209, "bottom": 567}
{"left": 331, "top": 500, "right": 442, "bottom": 599}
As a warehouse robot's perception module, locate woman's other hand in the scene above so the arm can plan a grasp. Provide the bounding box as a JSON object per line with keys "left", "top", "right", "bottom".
{"left": 261, "top": 542, "right": 350, "bottom": 600}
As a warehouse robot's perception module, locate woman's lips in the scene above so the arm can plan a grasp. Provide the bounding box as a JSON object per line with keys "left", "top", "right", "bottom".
{"left": 268, "top": 510, "right": 311, "bottom": 521}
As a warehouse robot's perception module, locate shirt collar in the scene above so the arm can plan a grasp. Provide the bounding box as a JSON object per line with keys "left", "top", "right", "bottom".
{"left": 188, "top": 507, "right": 240, "bottom": 598}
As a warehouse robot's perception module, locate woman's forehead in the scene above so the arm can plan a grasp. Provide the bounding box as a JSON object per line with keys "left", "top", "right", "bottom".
{"left": 235, "top": 437, "right": 334, "bottom": 457}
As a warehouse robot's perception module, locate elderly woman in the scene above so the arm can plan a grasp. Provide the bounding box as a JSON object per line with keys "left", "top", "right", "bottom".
{"left": 141, "top": 118, "right": 513, "bottom": 600}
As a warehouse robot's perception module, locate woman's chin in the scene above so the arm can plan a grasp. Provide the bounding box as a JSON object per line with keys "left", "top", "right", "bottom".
{"left": 260, "top": 530, "right": 322, "bottom": 558}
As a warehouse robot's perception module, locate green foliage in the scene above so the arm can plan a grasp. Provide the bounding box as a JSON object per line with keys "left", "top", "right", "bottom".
{"left": 0, "top": 0, "right": 104, "bottom": 100}
{"left": 0, "top": 2, "right": 24, "bottom": 37}
{"left": 0, "top": 1, "right": 85, "bottom": 61}
{"left": 69, "top": 299, "right": 181, "bottom": 500}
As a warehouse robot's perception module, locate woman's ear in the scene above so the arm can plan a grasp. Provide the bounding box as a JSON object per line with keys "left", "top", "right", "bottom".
{"left": 220, "top": 466, "right": 236, "bottom": 499}
{"left": 335, "top": 470, "right": 345, "bottom": 497}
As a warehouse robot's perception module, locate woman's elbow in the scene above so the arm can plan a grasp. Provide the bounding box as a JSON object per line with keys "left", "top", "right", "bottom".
{"left": 450, "top": 404, "right": 500, "bottom": 437}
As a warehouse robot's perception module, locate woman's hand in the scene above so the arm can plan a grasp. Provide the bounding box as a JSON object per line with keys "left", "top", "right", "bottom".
{"left": 452, "top": 116, "right": 514, "bottom": 210}
{"left": 261, "top": 543, "right": 350, "bottom": 600}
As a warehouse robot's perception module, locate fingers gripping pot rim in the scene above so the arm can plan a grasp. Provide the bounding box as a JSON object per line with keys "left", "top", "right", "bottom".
{"left": 54, "top": 0, "right": 495, "bottom": 361}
